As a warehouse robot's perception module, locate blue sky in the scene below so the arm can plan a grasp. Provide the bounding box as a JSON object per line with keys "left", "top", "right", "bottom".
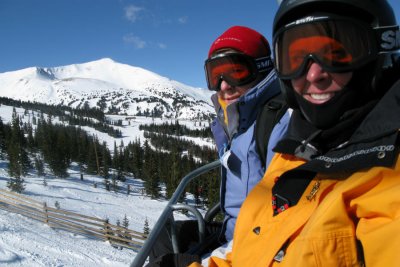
{"left": 0, "top": 0, "right": 399, "bottom": 89}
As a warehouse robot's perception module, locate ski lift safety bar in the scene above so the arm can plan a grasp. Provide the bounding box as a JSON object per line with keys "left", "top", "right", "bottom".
{"left": 130, "top": 160, "right": 221, "bottom": 267}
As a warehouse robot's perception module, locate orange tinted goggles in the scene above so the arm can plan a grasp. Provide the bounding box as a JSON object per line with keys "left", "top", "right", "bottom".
{"left": 289, "top": 36, "right": 353, "bottom": 72}
{"left": 274, "top": 16, "right": 377, "bottom": 79}
{"left": 204, "top": 53, "right": 272, "bottom": 91}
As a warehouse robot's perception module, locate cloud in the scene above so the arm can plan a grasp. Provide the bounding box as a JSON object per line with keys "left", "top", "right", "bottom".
{"left": 158, "top": 43, "right": 167, "bottom": 49}
{"left": 178, "top": 16, "right": 188, "bottom": 24}
{"left": 124, "top": 5, "right": 143, "bottom": 22}
{"left": 123, "top": 33, "right": 146, "bottom": 49}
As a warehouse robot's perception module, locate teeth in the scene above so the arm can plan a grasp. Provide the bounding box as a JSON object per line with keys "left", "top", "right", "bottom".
{"left": 310, "top": 93, "right": 331, "bottom": 100}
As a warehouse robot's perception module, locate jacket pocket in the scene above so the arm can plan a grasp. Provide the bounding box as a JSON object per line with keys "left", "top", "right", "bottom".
{"left": 311, "top": 231, "right": 360, "bottom": 267}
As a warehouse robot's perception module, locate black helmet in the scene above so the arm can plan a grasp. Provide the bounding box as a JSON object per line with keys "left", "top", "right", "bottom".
{"left": 273, "top": 0, "right": 400, "bottom": 128}
{"left": 274, "top": 0, "right": 396, "bottom": 31}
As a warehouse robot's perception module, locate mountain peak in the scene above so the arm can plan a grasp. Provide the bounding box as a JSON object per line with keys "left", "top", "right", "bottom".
{"left": 89, "top": 57, "right": 116, "bottom": 65}
{"left": 0, "top": 59, "right": 214, "bottom": 120}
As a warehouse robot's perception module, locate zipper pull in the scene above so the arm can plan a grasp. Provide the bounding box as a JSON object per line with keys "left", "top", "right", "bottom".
{"left": 306, "top": 180, "right": 321, "bottom": 201}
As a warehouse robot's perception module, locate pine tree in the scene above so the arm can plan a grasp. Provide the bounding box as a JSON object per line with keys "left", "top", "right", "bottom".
{"left": 111, "top": 173, "right": 119, "bottom": 193}
{"left": 92, "top": 136, "right": 101, "bottom": 175}
{"left": 101, "top": 143, "right": 111, "bottom": 179}
{"left": 104, "top": 176, "right": 110, "bottom": 191}
{"left": 115, "top": 141, "right": 125, "bottom": 181}
{"left": 112, "top": 141, "right": 119, "bottom": 170}
{"left": 76, "top": 131, "right": 88, "bottom": 171}
{"left": 122, "top": 214, "right": 129, "bottom": 228}
{"left": 35, "top": 120, "right": 69, "bottom": 178}
{"left": 7, "top": 108, "right": 27, "bottom": 178}
{"left": 26, "top": 122, "right": 35, "bottom": 149}
{"left": 115, "top": 219, "right": 123, "bottom": 249}
{"left": 86, "top": 140, "right": 98, "bottom": 174}
{"left": 49, "top": 129, "right": 69, "bottom": 178}
{"left": 34, "top": 156, "right": 45, "bottom": 177}
{"left": 122, "top": 144, "right": 133, "bottom": 174}
{"left": 143, "top": 140, "right": 160, "bottom": 198}
{"left": 7, "top": 176, "right": 25, "bottom": 193}
{"left": 122, "top": 214, "right": 131, "bottom": 243}
{"left": 132, "top": 138, "right": 143, "bottom": 178}
{"left": 166, "top": 147, "right": 181, "bottom": 198}
{"left": 0, "top": 118, "right": 7, "bottom": 159}
{"left": 20, "top": 147, "right": 31, "bottom": 176}
{"left": 116, "top": 168, "right": 125, "bottom": 182}
{"left": 7, "top": 143, "right": 22, "bottom": 178}
{"left": 143, "top": 217, "right": 150, "bottom": 238}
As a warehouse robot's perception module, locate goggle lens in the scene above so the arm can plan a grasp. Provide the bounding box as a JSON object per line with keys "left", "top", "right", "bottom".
{"left": 274, "top": 18, "right": 375, "bottom": 79}
{"left": 210, "top": 63, "right": 252, "bottom": 85}
{"left": 205, "top": 53, "right": 271, "bottom": 91}
{"left": 289, "top": 36, "right": 353, "bottom": 72}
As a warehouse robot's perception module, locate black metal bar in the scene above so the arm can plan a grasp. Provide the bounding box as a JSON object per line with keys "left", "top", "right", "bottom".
{"left": 130, "top": 160, "right": 221, "bottom": 267}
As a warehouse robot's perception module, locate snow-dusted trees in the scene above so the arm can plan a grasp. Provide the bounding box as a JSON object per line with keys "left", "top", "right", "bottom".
{"left": 7, "top": 108, "right": 29, "bottom": 192}
{"left": 143, "top": 140, "right": 160, "bottom": 199}
{"left": 0, "top": 98, "right": 221, "bottom": 210}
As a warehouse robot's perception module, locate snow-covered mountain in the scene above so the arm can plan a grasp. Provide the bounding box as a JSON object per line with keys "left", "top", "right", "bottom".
{"left": 0, "top": 58, "right": 214, "bottom": 120}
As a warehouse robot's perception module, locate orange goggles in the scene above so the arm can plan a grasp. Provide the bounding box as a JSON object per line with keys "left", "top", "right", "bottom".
{"left": 274, "top": 16, "right": 378, "bottom": 79}
{"left": 204, "top": 52, "right": 273, "bottom": 91}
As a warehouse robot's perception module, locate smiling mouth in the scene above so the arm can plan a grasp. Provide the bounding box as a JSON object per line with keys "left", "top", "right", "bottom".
{"left": 310, "top": 93, "right": 332, "bottom": 100}
{"left": 303, "top": 92, "right": 336, "bottom": 104}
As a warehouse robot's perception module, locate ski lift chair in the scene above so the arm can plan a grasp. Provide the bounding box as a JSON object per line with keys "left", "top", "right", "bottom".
{"left": 131, "top": 160, "right": 222, "bottom": 267}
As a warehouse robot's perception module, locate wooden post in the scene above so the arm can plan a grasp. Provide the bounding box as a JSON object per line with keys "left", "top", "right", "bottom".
{"left": 104, "top": 219, "right": 111, "bottom": 242}
{"left": 43, "top": 202, "right": 49, "bottom": 224}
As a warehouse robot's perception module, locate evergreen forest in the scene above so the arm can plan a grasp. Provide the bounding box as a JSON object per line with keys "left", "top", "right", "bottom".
{"left": 0, "top": 98, "right": 220, "bottom": 210}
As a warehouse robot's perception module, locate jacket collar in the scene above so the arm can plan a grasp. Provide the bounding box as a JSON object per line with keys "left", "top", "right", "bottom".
{"left": 275, "top": 79, "right": 400, "bottom": 172}
{"left": 350, "top": 79, "right": 400, "bottom": 143}
{"left": 271, "top": 79, "right": 400, "bottom": 215}
{"left": 211, "top": 69, "right": 280, "bottom": 138}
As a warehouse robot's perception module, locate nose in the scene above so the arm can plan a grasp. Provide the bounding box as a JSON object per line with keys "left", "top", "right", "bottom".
{"left": 219, "top": 79, "right": 232, "bottom": 91}
{"left": 306, "top": 62, "right": 329, "bottom": 83}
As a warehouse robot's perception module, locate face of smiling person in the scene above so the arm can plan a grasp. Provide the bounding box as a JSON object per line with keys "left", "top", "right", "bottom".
{"left": 217, "top": 78, "right": 259, "bottom": 105}
{"left": 290, "top": 62, "right": 353, "bottom": 105}
{"left": 286, "top": 34, "right": 354, "bottom": 105}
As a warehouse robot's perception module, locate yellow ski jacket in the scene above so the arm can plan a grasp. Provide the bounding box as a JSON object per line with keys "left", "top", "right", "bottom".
{"left": 190, "top": 80, "right": 400, "bottom": 267}
{"left": 190, "top": 152, "right": 400, "bottom": 267}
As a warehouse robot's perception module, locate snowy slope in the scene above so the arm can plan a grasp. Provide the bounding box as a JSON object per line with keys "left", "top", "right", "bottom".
{"left": 0, "top": 104, "right": 211, "bottom": 266}
{"left": 0, "top": 163, "right": 179, "bottom": 267}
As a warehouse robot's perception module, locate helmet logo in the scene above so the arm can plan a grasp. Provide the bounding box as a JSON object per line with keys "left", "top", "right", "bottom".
{"left": 295, "top": 16, "right": 316, "bottom": 25}
{"left": 256, "top": 56, "right": 273, "bottom": 71}
{"left": 288, "top": 16, "right": 329, "bottom": 27}
{"left": 381, "top": 28, "right": 400, "bottom": 51}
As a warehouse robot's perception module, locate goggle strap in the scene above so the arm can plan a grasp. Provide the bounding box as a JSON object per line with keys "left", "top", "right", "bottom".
{"left": 255, "top": 56, "right": 273, "bottom": 72}
{"left": 376, "top": 25, "right": 400, "bottom": 52}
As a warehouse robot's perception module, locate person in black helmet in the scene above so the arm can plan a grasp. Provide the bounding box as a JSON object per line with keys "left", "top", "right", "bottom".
{"left": 188, "top": 0, "right": 400, "bottom": 266}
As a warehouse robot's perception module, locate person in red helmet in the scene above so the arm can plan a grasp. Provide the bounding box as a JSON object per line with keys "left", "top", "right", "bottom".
{"left": 189, "top": 0, "right": 400, "bottom": 266}
{"left": 145, "top": 26, "right": 289, "bottom": 267}
{"left": 206, "top": 25, "right": 289, "bottom": 244}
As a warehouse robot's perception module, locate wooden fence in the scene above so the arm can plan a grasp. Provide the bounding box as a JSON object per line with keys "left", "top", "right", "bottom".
{"left": 0, "top": 189, "right": 147, "bottom": 251}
